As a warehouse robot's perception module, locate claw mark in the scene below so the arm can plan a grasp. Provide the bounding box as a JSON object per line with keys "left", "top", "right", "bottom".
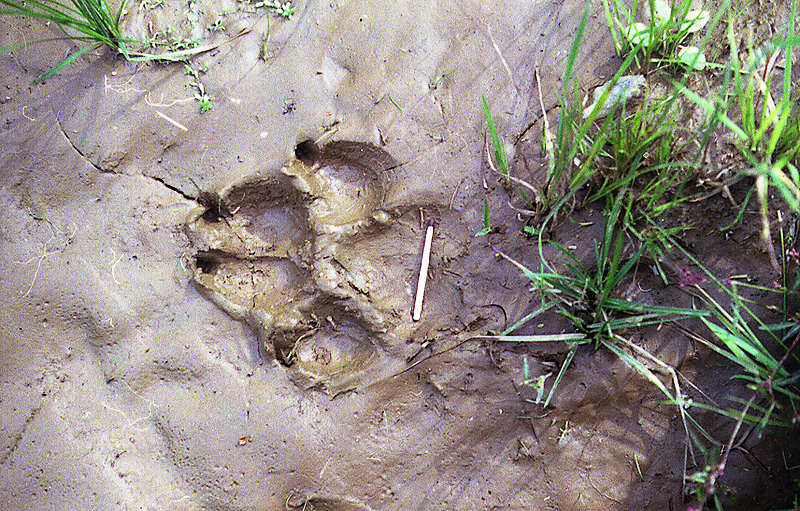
{"left": 0, "top": 403, "right": 43, "bottom": 464}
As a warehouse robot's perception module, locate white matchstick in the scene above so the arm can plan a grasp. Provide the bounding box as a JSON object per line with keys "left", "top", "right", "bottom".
{"left": 413, "top": 219, "right": 435, "bottom": 321}
{"left": 156, "top": 110, "right": 188, "bottom": 132}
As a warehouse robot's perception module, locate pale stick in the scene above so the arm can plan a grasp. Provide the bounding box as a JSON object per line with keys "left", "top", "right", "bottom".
{"left": 413, "top": 220, "right": 435, "bottom": 321}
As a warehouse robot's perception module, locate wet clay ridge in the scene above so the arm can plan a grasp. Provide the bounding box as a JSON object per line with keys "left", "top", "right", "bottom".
{"left": 186, "top": 139, "right": 432, "bottom": 393}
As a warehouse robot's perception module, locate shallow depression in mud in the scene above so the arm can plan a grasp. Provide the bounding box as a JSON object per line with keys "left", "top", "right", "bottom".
{"left": 282, "top": 140, "right": 397, "bottom": 229}
{"left": 186, "top": 173, "right": 314, "bottom": 260}
{"left": 288, "top": 298, "right": 384, "bottom": 392}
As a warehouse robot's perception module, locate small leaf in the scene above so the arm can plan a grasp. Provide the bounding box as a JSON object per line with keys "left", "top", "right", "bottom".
{"left": 650, "top": 0, "right": 672, "bottom": 26}
{"left": 522, "top": 355, "right": 531, "bottom": 382}
{"left": 624, "top": 22, "right": 652, "bottom": 47}
{"left": 678, "top": 46, "right": 707, "bottom": 70}
{"left": 682, "top": 9, "right": 709, "bottom": 33}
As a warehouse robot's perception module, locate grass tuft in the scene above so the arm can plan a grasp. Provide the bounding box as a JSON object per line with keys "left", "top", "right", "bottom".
{"left": 0, "top": 0, "right": 132, "bottom": 82}
{"left": 1, "top": 0, "right": 297, "bottom": 83}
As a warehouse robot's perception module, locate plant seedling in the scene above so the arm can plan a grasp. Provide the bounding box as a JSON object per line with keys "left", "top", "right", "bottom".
{"left": 184, "top": 62, "right": 214, "bottom": 111}
{"left": 476, "top": 198, "right": 492, "bottom": 236}
{"left": 679, "top": 4, "right": 800, "bottom": 265}
{"left": 1, "top": 0, "right": 243, "bottom": 83}
{"left": 482, "top": 95, "right": 509, "bottom": 177}
{"left": 255, "top": 0, "right": 295, "bottom": 18}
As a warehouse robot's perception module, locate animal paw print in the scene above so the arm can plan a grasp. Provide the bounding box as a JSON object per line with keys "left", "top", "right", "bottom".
{"left": 185, "top": 140, "right": 400, "bottom": 392}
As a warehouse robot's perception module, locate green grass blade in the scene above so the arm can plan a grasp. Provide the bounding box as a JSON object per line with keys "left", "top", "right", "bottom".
{"left": 700, "top": 317, "right": 762, "bottom": 376}
{"left": 602, "top": 338, "right": 675, "bottom": 401}
{"left": 484, "top": 333, "right": 588, "bottom": 342}
{"left": 482, "top": 95, "right": 509, "bottom": 175}
{"left": 783, "top": 1, "right": 795, "bottom": 99}
{"left": 476, "top": 198, "right": 491, "bottom": 236}
{"left": 0, "top": 35, "right": 90, "bottom": 52}
{"left": 500, "top": 302, "right": 557, "bottom": 335}
{"left": 562, "top": 1, "right": 589, "bottom": 98}
{"left": 543, "top": 342, "right": 579, "bottom": 408}
{"left": 676, "top": 83, "right": 748, "bottom": 140}
{"left": 33, "top": 41, "right": 97, "bottom": 83}
{"left": 0, "top": 0, "right": 82, "bottom": 20}
{"left": 114, "top": 0, "right": 126, "bottom": 25}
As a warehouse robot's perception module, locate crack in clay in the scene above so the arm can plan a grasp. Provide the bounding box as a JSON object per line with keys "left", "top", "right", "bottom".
{"left": 142, "top": 173, "right": 196, "bottom": 203}
{"left": 0, "top": 403, "right": 43, "bottom": 464}
{"left": 515, "top": 103, "right": 560, "bottom": 144}
{"left": 55, "top": 115, "right": 105, "bottom": 175}
{"left": 54, "top": 116, "right": 196, "bottom": 203}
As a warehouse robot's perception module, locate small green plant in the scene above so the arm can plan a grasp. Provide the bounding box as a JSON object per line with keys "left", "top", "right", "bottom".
{"left": 138, "top": 0, "right": 163, "bottom": 9}
{"left": 156, "top": 27, "right": 200, "bottom": 52}
{"left": 184, "top": 63, "right": 214, "bottom": 111}
{"left": 481, "top": 1, "right": 800, "bottom": 508}
{"left": 538, "top": 4, "right": 668, "bottom": 217}
{"left": 587, "top": 84, "right": 700, "bottom": 225}
{"left": 604, "top": 0, "right": 711, "bottom": 70}
{"left": 483, "top": 6, "right": 645, "bottom": 219}
{"left": 475, "top": 198, "right": 492, "bottom": 236}
{"left": 497, "top": 193, "right": 799, "bottom": 508}
{"left": 482, "top": 95, "right": 509, "bottom": 177}
{"left": 659, "top": 220, "right": 800, "bottom": 433}
{"left": 494, "top": 189, "right": 708, "bottom": 407}
{"left": 673, "top": 253, "right": 800, "bottom": 509}
{"left": 209, "top": 19, "right": 225, "bottom": 32}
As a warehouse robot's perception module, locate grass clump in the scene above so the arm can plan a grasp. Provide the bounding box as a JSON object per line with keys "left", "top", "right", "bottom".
{"left": 482, "top": 0, "right": 800, "bottom": 508}
{"left": 491, "top": 190, "right": 708, "bottom": 413}
{"left": 683, "top": 7, "right": 800, "bottom": 266}
{"left": 0, "top": 0, "right": 295, "bottom": 84}
{"left": 0, "top": 0, "right": 133, "bottom": 82}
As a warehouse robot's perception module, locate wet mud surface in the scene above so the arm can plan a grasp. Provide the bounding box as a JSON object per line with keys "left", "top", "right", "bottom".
{"left": 1, "top": 0, "right": 799, "bottom": 510}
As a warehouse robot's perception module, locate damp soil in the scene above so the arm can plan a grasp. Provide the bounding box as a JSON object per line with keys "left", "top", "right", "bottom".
{"left": 1, "top": 1, "right": 799, "bottom": 510}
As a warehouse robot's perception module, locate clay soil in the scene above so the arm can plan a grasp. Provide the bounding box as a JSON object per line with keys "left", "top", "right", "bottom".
{"left": 1, "top": 0, "right": 799, "bottom": 510}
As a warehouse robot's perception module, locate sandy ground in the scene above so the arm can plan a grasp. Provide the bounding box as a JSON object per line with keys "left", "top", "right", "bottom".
{"left": 1, "top": 0, "right": 799, "bottom": 509}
